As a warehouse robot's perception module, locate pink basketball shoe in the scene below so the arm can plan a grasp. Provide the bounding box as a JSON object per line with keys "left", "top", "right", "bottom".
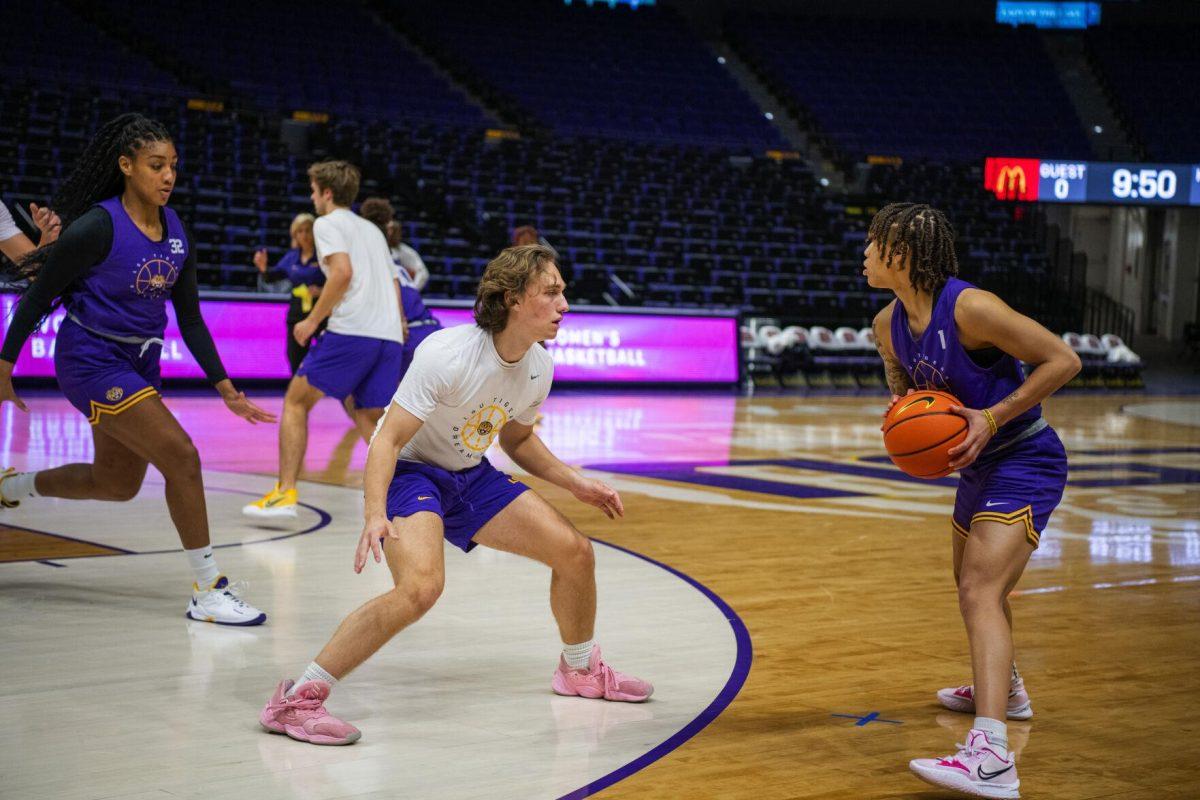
{"left": 259, "top": 680, "right": 361, "bottom": 745}
{"left": 910, "top": 729, "right": 1020, "bottom": 798}
{"left": 552, "top": 646, "right": 653, "bottom": 702}
{"left": 937, "top": 678, "right": 1033, "bottom": 720}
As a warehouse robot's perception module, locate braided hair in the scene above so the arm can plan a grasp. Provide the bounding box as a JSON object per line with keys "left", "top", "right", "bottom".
{"left": 15, "top": 113, "right": 172, "bottom": 280}
{"left": 866, "top": 202, "right": 959, "bottom": 293}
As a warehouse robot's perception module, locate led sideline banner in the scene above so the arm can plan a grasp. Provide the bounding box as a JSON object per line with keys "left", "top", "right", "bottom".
{"left": 1, "top": 295, "right": 740, "bottom": 384}
{"left": 985, "top": 157, "right": 1200, "bottom": 207}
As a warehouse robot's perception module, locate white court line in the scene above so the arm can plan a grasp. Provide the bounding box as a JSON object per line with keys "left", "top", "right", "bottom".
{"left": 1017, "top": 573, "right": 1200, "bottom": 596}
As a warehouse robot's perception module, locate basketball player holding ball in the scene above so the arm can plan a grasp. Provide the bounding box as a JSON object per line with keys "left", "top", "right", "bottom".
{"left": 866, "top": 203, "right": 1080, "bottom": 799}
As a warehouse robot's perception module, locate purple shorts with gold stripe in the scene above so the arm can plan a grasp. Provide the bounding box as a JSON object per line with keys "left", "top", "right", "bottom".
{"left": 952, "top": 426, "right": 1068, "bottom": 548}
{"left": 54, "top": 317, "right": 162, "bottom": 425}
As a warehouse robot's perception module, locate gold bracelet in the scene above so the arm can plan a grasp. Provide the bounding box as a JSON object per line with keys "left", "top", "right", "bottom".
{"left": 982, "top": 409, "right": 998, "bottom": 436}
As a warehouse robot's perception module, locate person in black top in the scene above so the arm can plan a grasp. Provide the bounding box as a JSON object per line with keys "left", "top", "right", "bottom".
{"left": 0, "top": 113, "right": 274, "bottom": 625}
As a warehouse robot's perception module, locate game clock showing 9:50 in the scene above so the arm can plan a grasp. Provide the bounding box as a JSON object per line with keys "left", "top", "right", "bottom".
{"left": 1091, "top": 163, "right": 1192, "bottom": 205}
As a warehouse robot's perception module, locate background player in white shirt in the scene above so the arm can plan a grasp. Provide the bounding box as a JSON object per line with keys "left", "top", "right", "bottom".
{"left": 259, "top": 244, "right": 652, "bottom": 745}
{"left": 244, "top": 161, "right": 406, "bottom": 519}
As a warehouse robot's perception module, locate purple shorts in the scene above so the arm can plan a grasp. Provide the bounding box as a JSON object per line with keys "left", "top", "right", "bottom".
{"left": 386, "top": 457, "right": 529, "bottom": 552}
{"left": 297, "top": 331, "right": 403, "bottom": 409}
{"left": 953, "top": 426, "right": 1068, "bottom": 548}
{"left": 55, "top": 317, "right": 162, "bottom": 425}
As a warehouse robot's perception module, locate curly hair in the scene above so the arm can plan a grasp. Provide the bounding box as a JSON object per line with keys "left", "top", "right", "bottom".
{"left": 473, "top": 244, "right": 557, "bottom": 334}
{"left": 357, "top": 197, "right": 394, "bottom": 231}
{"left": 14, "top": 113, "right": 171, "bottom": 281}
{"left": 867, "top": 202, "right": 959, "bottom": 293}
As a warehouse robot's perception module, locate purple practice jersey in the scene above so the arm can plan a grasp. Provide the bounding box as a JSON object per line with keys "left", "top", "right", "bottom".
{"left": 65, "top": 195, "right": 189, "bottom": 339}
{"left": 891, "top": 277, "right": 1042, "bottom": 455}
{"left": 401, "top": 284, "right": 434, "bottom": 323}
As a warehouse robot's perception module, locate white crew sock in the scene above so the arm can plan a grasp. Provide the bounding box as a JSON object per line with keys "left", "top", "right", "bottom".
{"left": 185, "top": 545, "right": 221, "bottom": 589}
{"left": 973, "top": 716, "right": 1009, "bottom": 758}
{"left": 2, "top": 471, "right": 40, "bottom": 502}
{"left": 563, "top": 639, "right": 595, "bottom": 671}
{"left": 288, "top": 661, "right": 338, "bottom": 696}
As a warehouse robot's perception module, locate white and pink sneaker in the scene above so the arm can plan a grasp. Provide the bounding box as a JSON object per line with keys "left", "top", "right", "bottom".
{"left": 938, "top": 678, "right": 1033, "bottom": 720}
{"left": 910, "top": 729, "right": 1020, "bottom": 798}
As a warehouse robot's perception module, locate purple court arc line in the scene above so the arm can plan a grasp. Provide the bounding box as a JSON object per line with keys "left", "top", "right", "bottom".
{"left": 1, "top": 478, "right": 752, "bottom": 798}
{"left": 558, "top": 536, "right": 754, "bottom": 800}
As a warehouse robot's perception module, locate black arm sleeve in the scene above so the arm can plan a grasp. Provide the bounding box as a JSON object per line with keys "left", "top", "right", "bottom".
{"left": 170, "top": 229, "right": 229, "bottom": 385}
{"left": 1, "top": 207, "right": 112, "bottom": 364}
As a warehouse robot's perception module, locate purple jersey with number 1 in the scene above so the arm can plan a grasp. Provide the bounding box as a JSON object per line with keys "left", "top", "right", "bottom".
{"left": 890, "top": 276, "right": 1067, "bottom": 547}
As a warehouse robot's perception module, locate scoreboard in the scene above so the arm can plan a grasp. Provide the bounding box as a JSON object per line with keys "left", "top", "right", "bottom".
{"left": 984, "top": 157, "right": 1200, "bottom": 207}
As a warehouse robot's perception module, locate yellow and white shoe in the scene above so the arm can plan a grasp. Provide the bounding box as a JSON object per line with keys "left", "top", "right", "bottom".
{"left": 0, "top": 467, "right": 22, "bottom": 509}
{"left": 242, "top": 483, "right": 299, "bottom": 519}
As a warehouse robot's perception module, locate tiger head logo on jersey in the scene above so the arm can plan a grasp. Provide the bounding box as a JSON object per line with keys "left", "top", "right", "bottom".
{"left": 131, "top": 256, "right": 179, "bottom": 299}
{"left": 105, "top": 386, "right": 125, "bottom": 402}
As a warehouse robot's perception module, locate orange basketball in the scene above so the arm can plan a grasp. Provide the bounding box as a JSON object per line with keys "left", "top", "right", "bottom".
{"left": 882, "top": 390, "right": 968, "bottom": 479}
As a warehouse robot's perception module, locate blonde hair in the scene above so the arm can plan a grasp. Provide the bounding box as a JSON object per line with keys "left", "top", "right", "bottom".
{"left": 289, "top": 212, "right": 315, "bottom": 237}
{"left": 288, "top": 212, "right": 315, "bottom": 250}
{"left": 307, "top": 160, "right": 360, "bottom": 207}
{"left": 473, "top": 244, "right": 557, "bottom": 334}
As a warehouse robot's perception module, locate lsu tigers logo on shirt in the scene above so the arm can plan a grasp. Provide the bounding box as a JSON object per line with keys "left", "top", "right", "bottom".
{"left": 459, "top": 405, "right": 508, "bottom": 454}
{"left": 131, "top": 256, "right": 179, "bottom": 299}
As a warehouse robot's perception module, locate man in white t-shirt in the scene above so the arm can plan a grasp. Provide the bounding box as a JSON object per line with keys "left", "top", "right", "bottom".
{"left": 0, "top": 199, "right": 61, "bottom": 262}
{"left": 259, "top": 244, "right": 652, "bottom": 745}
{"left": 244, "top": 161, "right": 407, "bottom": 519}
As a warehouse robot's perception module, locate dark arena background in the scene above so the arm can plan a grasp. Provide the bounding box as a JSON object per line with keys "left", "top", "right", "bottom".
{"left": 1, "top": 1, "right": 1198, "bottom": 798}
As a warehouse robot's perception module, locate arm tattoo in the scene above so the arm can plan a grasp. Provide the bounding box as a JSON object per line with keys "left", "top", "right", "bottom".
{"left": 876, "top": 337, "right": 914, "bottom": 395}
{"left": 1002, "top": 390, "right": 1020, "bottom": 405}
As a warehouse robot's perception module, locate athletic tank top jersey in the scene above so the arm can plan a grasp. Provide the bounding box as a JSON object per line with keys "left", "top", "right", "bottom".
{"left": 65, "top": 196, "right": 189, "bottom": 340}
{"left": 400, "top": 285, "right": 434, "bottom": 323}
{"left": 890, "top": 277, "right": 1042, "bottom": 455}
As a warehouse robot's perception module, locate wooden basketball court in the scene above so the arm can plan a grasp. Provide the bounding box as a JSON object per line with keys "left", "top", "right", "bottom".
{"left": 1, "top": 390, "right": 1197, "bottom": 798}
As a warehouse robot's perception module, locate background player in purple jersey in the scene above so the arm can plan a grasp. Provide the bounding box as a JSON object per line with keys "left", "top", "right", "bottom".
{"left": 252, "top": 212, "right": 326, "bottom": 374}
{"left": 0, "top": 113, "right": 275, "bottom": 626}
{"left": 866, "top": 203, "right": 1080, "bottom": 799}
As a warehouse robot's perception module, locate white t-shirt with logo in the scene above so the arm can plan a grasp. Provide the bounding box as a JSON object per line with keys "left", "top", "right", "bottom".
{"left": 390, "top": 325, "right": 553, "bottom": 471}
{"left": 313, "top": 207, "right": 404, "bottom": 343}
{"left": 0, "top": 200, "right": 20, "bottom": 242}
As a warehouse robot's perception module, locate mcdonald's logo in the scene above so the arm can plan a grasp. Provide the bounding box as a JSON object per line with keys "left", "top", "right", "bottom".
{"left": 984, "top": 157, "right": 1041, "bottom": 201}
{"left": 997, "top": 165, "right": 1026, "bottom": 194}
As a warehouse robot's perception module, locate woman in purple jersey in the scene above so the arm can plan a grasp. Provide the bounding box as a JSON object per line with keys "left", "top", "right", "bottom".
{"left": 0, "top": 114, "right": 275, "bottom": 626}
{"left": 252, "top": 212, "right": 326, "bottom": 374}
{"left": 866, "top": 203, "right": 1080, "bottom": 799}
